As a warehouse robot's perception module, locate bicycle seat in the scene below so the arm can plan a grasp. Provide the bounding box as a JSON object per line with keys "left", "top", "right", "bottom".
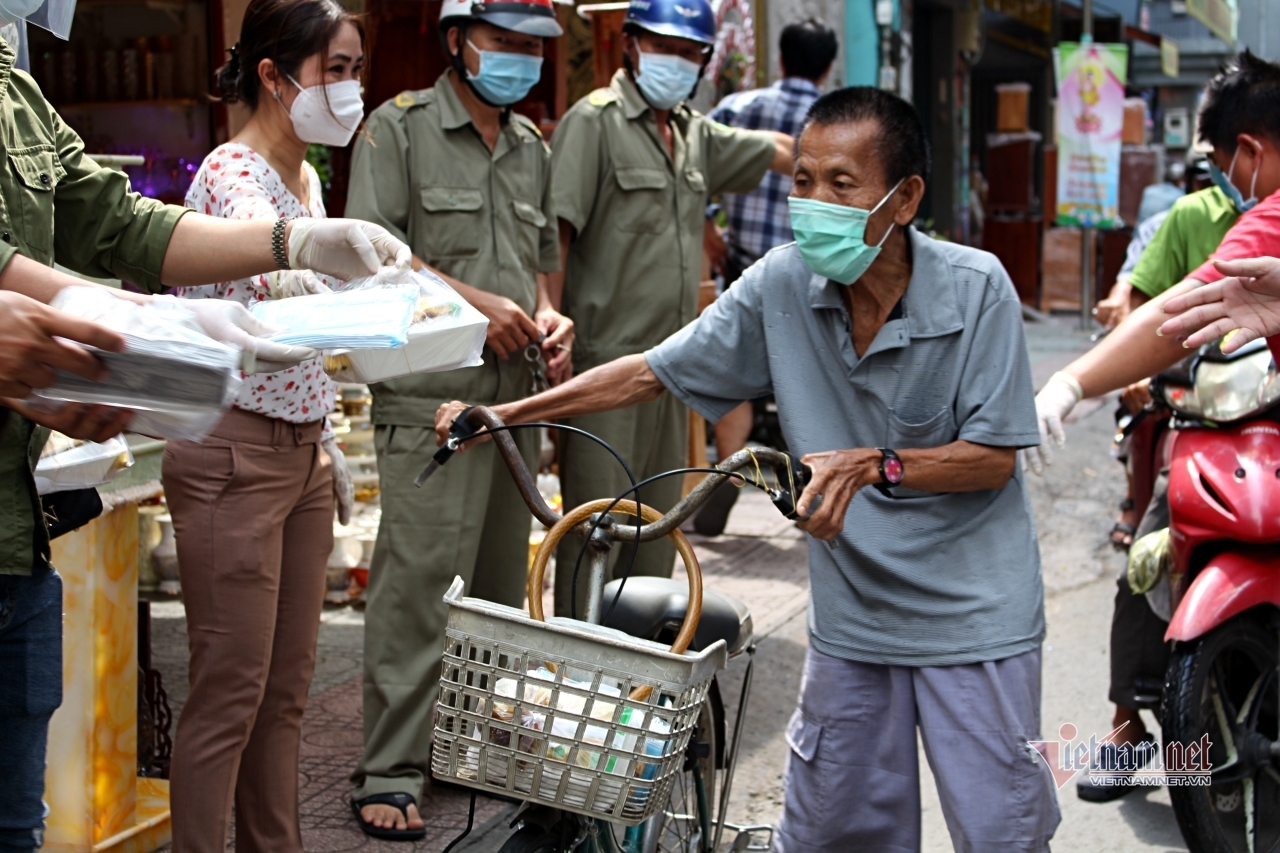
{"left": 602, "top": 576, "right": 753, "bottom": 657}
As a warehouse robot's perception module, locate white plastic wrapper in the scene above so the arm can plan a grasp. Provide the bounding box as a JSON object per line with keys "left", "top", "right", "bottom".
{"left": 322, "top": 267, "right": 488, "bottom": 384}
{"left": 248, "top": 283, "right": 420, "bottom": 349}
{"left": 29, "top": 287, "right": 241, "bottom": 441}
{"left": 35, "top": 434, "right": 133, "bottom": 495}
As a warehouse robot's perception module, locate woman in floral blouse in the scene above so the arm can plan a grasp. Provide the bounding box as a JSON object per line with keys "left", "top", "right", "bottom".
{"left": 161, "top": 1, "right": 364, "bottom": 850}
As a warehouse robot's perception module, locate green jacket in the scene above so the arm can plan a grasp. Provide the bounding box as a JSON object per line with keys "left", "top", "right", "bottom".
{"left": 347, "top": 71, "right": 559, "bottom": 425}
{"left": 550, "top": 70, "right": 776, "bottom": 369}
{"left": 0, "top": 38, "right": 186, "bottom": 575}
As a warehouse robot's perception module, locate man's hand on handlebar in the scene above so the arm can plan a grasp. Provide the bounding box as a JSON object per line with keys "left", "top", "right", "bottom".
{"left": 794, "top": 448, "right": 880, "bottom": 541}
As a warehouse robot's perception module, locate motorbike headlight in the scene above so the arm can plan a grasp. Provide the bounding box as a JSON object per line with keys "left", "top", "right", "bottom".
{"left": 1163, "top": 349, "right": 1280, "bottom": 422}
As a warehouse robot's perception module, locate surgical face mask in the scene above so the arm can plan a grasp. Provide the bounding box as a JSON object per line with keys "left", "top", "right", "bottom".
{"left": 635, "top": 51, "right": 701, "bottom": 110}
{"left": 1210, "top": 146, "right": 1261, "bottom": 213}
{"left": 277, "top": 74, "right": 363, "bottom": 147}
{"left": 465, "top": 40, "right": 543, "bottom": 106}
{"left": 787, "top": 180, "right": 905, "bottom": 284}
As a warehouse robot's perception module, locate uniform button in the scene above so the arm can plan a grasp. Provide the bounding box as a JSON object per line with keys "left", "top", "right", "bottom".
{"left": 2, "top": 232, "right": 10, "bottom": 243}
{"left": 39, "top": 174, "right": 49, "bottom": 185}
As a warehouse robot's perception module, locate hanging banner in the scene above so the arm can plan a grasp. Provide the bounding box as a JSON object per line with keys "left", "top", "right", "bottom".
{"left": 1053, "top": 40, "right": 1129, "bottom": 228}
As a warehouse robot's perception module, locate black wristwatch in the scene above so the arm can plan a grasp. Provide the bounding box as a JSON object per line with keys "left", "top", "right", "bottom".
{"left": 875, "top": 448, "right": 904, "bottom": 496}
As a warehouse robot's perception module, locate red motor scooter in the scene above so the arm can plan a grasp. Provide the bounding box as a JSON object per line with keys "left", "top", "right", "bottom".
{"left": 1154, "top": 336, "right": 1280, "bottom": 853}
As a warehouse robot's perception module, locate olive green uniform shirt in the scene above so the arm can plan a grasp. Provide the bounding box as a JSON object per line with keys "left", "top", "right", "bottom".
{"left": 551, "top": 70, "right": 777, "bottom": 368}
{"left": 1128, "top": 186, "right": 1238, "bottom": 298}
{"left": 0, "top": 39, "right": 187, "bottom": 576}
{"left": 346, "top": 71, "right": 559, "bottom": 425}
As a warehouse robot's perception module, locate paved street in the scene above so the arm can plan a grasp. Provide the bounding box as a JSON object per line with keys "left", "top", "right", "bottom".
{"left": 146, "top": 315, "right": 1193, "bottom": 852}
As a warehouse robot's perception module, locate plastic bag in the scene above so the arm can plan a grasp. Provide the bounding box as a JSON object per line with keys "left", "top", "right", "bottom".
{"left": 248, "top": 283, "right": 419, "bottom": 349}
{"left": 35, "top": 433, "right": 133, "bottom": 495}
{"left": 322, "top": 267, "right": 488, "bottom": 384}
{"left": 1127, "top": 527, "right": 1171, "bottom": 594}
{"left": 30, "top": 288, "right": 241, "bottom": 441}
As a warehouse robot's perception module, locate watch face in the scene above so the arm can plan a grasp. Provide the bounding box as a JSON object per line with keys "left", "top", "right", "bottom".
{"left": 883, "top": 455, "right": 904, "bottom": 485}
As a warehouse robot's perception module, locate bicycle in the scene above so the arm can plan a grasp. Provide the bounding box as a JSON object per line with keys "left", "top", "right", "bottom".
{"left": 420, "top": 405, "right": 813, "bottom": 853}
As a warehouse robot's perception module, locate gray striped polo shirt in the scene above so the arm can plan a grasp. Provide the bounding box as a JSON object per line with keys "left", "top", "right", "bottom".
{"left": 646, "top": 227, "right": 1044, "bottom": 666}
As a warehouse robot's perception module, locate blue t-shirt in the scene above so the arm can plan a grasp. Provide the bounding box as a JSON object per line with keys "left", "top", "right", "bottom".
{"left": 645, "top": 228, "right": 1044, "bottom": 666}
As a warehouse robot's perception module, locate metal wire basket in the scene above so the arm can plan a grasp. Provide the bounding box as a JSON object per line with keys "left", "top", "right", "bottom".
{"left": 431, "top": 577, "right": 728, "bottom": 826}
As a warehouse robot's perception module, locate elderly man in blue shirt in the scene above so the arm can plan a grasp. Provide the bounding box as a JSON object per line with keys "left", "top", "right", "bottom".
{"left": 436, "top": 87, "right": 1059, "bottom": 853}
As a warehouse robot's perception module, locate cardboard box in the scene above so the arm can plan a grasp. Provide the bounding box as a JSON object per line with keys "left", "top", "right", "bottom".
{"left": 1123, "top": 98, "right": 1148, "bottom": 146}
{"left": 1042, "top": 226, "right": 1084, "bottom": 311}
{"left": 996, "top": 83, "right": 1031, "bottom": 133}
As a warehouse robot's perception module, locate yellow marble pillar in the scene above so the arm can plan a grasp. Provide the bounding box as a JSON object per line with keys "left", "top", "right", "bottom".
{"left": 43, "top": 503, "right": 172, "bottom": 853}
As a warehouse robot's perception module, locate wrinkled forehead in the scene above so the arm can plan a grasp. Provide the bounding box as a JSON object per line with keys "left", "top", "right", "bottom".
{"left": 797, "top": 118, "right": 889, "bottom": 185}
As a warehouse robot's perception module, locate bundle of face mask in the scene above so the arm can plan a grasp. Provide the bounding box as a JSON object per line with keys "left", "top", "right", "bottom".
{"left": 30, "top": 287, "right": 242, "bottom": 441}
{"left": 320, "top": 267, "right": 489, "bottom": 384}
{"left": 248, "top": 283, "right": 420, "bottom": 349}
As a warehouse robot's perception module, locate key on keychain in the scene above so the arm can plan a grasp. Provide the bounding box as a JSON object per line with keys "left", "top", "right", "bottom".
{"left": 525, "top": 338, "right": 550, "bottom": 394}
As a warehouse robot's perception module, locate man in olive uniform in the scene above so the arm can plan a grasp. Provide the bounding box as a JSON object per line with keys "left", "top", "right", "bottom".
{"left": 0, "top": 14, "right": 411, "bottom": 849}
{"left": 343, "top": 0, "right": 571, "bottom": 837}
{"left": 549, "top": 0, "right": 794, "bottom": 615}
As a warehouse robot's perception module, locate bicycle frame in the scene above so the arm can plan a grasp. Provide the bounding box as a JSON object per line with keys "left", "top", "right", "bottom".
{"left": 432, "top": 406, "right": 796, "bottom": 853}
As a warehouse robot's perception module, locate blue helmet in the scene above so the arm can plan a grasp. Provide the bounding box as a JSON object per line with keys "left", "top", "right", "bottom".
{"left": 624, "top": 0, "right": 716, "bottom": 46}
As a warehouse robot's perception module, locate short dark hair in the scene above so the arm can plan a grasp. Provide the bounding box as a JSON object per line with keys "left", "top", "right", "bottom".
{"left": 1197, "top": 50, "right": 1280, "bottom": 153}
{"left": 780, "top": 19, "right": 837, "bottom": 81}
{"left": 215, "top": 0, "right": 362, "bottom": 109}
{"left": 803, "top": 87, "right": 930, "bottom": 187}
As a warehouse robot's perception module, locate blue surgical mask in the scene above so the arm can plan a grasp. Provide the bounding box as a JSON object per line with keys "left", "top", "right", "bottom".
{"left": 1210, "top": 146, "right": 1261, "bottom": 213}
{"left": 787, "top": 180, "right": 904, "bottom": 284}
{"left": 465, "top": 41, "right": 543, "bottom": 106}
{"left": 635, "top": 52, "right": 701, "bottom": 110}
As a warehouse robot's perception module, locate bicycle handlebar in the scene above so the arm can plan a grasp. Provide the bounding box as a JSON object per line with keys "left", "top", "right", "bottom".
{"left": 418, "top": 406, "right": 813, "bottom": 538}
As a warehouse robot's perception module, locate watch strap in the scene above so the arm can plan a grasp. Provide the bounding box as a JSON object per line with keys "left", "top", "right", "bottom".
{"left": 875, "top": 447, "right": 903, "bottom": 496}
{"left": 272, "top": 218, "right": 292, "bottom": 270}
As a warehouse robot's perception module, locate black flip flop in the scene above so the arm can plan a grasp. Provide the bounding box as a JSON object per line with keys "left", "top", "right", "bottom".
{"left": 351, "top": 792, "right": 426, "bottom": 841}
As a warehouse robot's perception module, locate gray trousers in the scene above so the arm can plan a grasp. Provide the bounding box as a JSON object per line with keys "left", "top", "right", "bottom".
{"left": 774, "top": 646, "right": 1060, "bottom": 853}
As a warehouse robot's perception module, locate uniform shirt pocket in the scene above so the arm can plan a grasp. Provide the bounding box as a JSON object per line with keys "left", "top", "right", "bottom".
{"left": 419, "top": 186, "right": 484, "bottom": 260}
{"left": 612, "top": 166, "right": 669, "bottom": 234}
{"left": 684, "top": 168, "right": 706, "bottom": 192}
{"left": 8, "top": 146, "right": 62, "bottom": 255}
{"left": 511, "top": 199, "right": 546, "bottom": 269}
{"left": 885, "top": 406, "right": 958, "bottom": 450}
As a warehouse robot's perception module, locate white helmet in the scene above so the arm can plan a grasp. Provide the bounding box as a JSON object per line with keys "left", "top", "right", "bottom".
{"left": 439, "top": 0, "right": 563, "bottom": 38}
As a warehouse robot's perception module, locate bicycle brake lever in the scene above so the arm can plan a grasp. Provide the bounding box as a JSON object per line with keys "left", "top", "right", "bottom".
{"left": 414, "top": 407, "right": 479, "bottom": 487}
{"left": 769, "top": 452, "right": 814, "bottom": 519}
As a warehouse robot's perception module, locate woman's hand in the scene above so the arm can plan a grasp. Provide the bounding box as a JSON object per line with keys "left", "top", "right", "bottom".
{"left": 164, "top": 297, "right": 318, "bottom": 372}
{"left": 535, "top": 307, "right": 575, "bottom": 385}
{"left": 286, "top": 219, "right": 412, "bottom": 281}
{"left": 794, "top": 448, "right": 881, "bottom": 541}
{"left": 322, "top": 437, "right": 354, "bottom": 525}
{"left": 1021, "top": 372, "right": 1082, "bottom": 475}
{"left": 6, "top": 398, "right": 133, "bottom": 443}
{"left": 266, "top": 270, "right": 332, "bottom": 300}
{"left": 1160, "top": 258, "right": 1280, "bottom": 352}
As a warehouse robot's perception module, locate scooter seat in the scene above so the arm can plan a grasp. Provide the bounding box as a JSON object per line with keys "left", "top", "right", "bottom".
{"left": 601, "top": 576, "right": 753, "bottom": 657}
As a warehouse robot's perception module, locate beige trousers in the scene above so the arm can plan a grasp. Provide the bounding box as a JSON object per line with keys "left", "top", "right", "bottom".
{"left": 162, "top": 409, "right": 334, "bottom": 853}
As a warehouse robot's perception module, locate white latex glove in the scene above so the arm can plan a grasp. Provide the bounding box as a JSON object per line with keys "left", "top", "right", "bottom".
{"left": 266, "top": 269, "right": 332, "bottom": 300}
{"left": 1022, "top": 371, "right": 1083, "bottom": 476}
{"left": 161, "top": 297, "right": 318, "bottom": 374}
{"left": 287, "top": 219, "right": 412, "bottom": 282}
{"left": 322, "top": 436, "right": 354, "bottom": 525}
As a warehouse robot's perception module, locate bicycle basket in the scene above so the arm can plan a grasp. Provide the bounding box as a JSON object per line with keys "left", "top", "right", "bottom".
{"left": 431, "top": 577, "right": 727, "bottom": 826}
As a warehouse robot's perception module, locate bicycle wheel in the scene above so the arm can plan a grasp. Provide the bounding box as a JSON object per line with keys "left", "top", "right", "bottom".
{"left": 636, "top": 695, "right": 720, "bottom": 853}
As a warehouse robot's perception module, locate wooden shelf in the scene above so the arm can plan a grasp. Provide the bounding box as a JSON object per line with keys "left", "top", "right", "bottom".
{"left": 54, "top": 98, "right": 203, "bottom": 109}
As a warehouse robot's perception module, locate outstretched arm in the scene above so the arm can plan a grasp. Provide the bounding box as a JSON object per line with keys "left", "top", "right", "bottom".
{"left": 434, "top": 354, "right": 663, "bottom": 446}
